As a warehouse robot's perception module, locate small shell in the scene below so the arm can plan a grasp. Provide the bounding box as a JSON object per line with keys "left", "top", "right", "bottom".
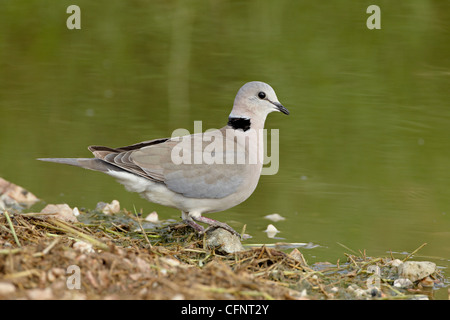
{"left": 264, "top": 213, "right": 286, "bottom": 222}
{"left": 145, "top": 211, "right": 159, "bottom": 223}
{"left": 264, "top": 224, "right": 279, "bottom": 238}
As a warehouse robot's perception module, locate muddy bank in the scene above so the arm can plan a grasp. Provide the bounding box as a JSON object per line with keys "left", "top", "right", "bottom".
{"left": 0, "top": 206, "right": 446, "bottom": 300}
{"left": 0, "top": 177, "right": 447, "bottom": 300}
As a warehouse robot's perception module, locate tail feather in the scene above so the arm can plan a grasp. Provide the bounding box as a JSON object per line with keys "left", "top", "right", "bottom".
{"left": 37, "top": 158, "right": 116, "bottom": 173}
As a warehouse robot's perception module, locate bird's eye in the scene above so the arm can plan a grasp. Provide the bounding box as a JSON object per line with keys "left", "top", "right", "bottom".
{"left": 258, "top": 92, "right": 266, "bottom": 99}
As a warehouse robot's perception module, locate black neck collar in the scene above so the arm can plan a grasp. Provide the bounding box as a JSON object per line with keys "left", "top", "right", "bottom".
{"left": 227, "top": 117, "right": 251, "bottom": 132}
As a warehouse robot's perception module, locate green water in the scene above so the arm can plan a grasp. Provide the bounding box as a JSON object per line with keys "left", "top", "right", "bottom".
{"left": 1, "top": 1, "right": 449, "bottom": 297}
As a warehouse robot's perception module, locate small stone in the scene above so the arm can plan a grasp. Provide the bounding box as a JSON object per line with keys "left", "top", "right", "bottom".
{"left": 27, "top": 288, "right": 54, "bottom": 300}
{"left": 73, "top": 240, "right": 94, "bottom": 253}
{"left": 330, "top": 287, "right": 339, "bottom": 293}
{"left": 206, "top": 228, "right": 245, "bottom": 254}
{"left": 0, "top": 282, "right": 16, "bottom": 295}
{"left": 72, "top": 207, "right": 80, "bottom": 216}
{"left": 0, "top": 177, "right": 39, "bottom": 208}
{"left": 386, "top": 259, "right": 403, "bottom": 268}
{"left": 398, "top": 261, "right": 436, "bottom": 282}
{"left": 264, "top": 213, "right": 286, "bottom": 222}
{"left": 394, "top": 278, "right": 413, "bottom": 288}
{"left": 419, "top": 276, "right": 434, "bottom": 288}
{"left": 297, "top": 291, "right": 309, "bottom": 300}
{"left": 96, "top": 200, "right": 120, "bottom": 215}
{"left": 145, "top": 211, "right": 159, "bottom": 223}
{"left": 289, "top": 248, "right": 308, "bottom": 266}
{"left": 40, "top": 204, "right": 78, "bottom": 223}
{"left": 160, "top": 257, "right": 180, "bottom": 267}
{"left": 264, "top": 224, "right": 279, "bottom": 238}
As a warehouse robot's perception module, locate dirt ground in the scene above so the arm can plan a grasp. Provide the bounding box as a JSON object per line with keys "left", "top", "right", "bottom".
{"left": 0, "top": 207, "right": 446, "bottom": 300}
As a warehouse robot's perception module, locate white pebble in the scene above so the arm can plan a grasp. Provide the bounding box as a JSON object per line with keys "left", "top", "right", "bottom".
{"left": 386, "top": 259, "right": 403, "bottom": 268}
{"left": 0, "top": 282, "right": 16, "bottom": 295}
{"left": 145, "top": 211, "right": 159, "bottom": 223}
{"left": 264, "top": 224, "right": 279, "bottom": 238}
{"left": 394, "top": 278, "right": 413, "bottom": 288}
{"left": 264, "top": 213, "right": 286, "bottom": 222}
{"left": 73, "top": 241, "right": 94, "bottom": 253}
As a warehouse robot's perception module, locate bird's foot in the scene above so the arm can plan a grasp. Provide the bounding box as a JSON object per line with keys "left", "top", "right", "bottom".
{"left": 192, "top": 216, "right": 241, "bottom": 238}
{"left": 182, "top": 219, "right": 205, "bottom": 234}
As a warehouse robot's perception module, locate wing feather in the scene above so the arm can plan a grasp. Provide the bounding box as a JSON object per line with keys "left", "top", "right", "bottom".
{"left": 89, "top": 128, "right": 247, "bottom": 199}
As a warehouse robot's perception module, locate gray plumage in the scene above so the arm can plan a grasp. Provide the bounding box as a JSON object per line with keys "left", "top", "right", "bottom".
{"left": 38, "top": 81, "right": 289, "bottom": 235}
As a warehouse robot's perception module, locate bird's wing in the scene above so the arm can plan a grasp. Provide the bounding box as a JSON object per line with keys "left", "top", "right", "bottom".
{"left": 89, "top": 130, "right": 247, "bottom": 199}
{"left": 88, "top": 137, "right": 169, "bottom": 182}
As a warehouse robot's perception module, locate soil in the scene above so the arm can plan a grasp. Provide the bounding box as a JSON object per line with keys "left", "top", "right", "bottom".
{"left": 0, "top": 209, "right": 447, "bottom": 300}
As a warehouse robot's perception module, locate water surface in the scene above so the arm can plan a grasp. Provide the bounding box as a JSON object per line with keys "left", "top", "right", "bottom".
{"left": 0, "top": 0, "right": 449, "bottom": 297}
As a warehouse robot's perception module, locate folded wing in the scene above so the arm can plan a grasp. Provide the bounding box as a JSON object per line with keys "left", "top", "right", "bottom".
{"left": 89, "top": 131, "right": 246, "bottom": 199}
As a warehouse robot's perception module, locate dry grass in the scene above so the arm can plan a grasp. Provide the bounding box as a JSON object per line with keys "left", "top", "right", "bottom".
{"left": 0, "top": 210, "right": 445, "bottom": 300}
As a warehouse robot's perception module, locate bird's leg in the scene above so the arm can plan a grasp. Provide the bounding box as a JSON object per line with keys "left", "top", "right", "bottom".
{"left": 181, "top": 212, "right": 205, "bottom": 233}
{"left": 192, "top": 215, "right": 241, "bottom": 238}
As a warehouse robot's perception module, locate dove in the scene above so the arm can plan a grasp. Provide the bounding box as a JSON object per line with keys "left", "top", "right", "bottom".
{"left": 38, "top": 81, "right": 289, "bottom": 236}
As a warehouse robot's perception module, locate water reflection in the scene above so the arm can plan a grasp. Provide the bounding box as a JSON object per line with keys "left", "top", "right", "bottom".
{"left": 0, "top": 1, "right": 449, "bottom": 296}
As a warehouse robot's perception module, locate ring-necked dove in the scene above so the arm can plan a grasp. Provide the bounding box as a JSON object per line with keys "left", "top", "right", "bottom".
{"left": 38, "top": 81, "right": 289, "bottom": 236}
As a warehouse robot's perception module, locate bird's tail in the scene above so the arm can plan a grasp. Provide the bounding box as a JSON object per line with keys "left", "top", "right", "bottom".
{"left": 37, "top": 158, "right": 115, "bottom": 173}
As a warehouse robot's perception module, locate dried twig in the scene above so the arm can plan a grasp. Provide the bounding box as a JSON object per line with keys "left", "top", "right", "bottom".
{"left": 133, "top": 205, "right": 152, "bottom": 248}
{"left": 403, "top": 243, "right": 427, "bottom": 262}
{"left": 4, "top": 210, "right": 21, "bottom": 248}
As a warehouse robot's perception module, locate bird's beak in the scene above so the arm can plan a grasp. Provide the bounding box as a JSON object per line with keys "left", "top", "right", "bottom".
{"left": 271, "top": 101, "right": 290, "bottom": 115}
